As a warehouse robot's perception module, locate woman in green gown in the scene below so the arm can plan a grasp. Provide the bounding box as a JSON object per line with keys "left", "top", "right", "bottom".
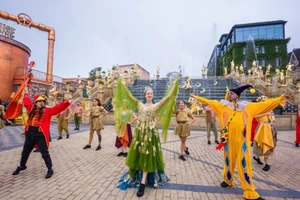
{"left": 116, "top": 79, "right": 178, "bottom": 197}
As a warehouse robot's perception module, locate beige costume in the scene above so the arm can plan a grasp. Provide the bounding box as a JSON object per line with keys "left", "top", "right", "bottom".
{"left": 174, "top": 108, "right": 193, "bottom": 137}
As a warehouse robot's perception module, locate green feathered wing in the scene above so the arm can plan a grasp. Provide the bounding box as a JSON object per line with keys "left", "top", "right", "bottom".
{"left": 113, "top": 80, "right": 139, "bottom": 136}
{"left": 156, "top": 78, "right": 179, "bottom": 142}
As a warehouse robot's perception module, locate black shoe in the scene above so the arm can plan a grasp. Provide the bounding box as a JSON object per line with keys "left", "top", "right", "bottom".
{"left": 251, "top": 142, "right": 253, "bottom": 147}
{"left": 262, "top": 164, "right": 270, "bottom": 171}
{"left": 137, "top": 183, "right": 145, "bottom": 197}
{"left": 57, "top": 136, "right": 62, "bottom": 140}
{"left": 66, "top": 134, "right": 70, "bottom": 139}
{"left": 96, "top": 145, "right": 101, "bottom": 151}
{"left": 208, "top": 141, "right": 211, "bottom": 145}
{"left": 12, "top": 166, "right": 27, "bottom": 175}
{"left": 83, "top": 145, "right": 91, "bottom": 149}
{"left": 117, "top": 152, "right": 124, "bottom": 157}
{"left": 185, "top": 147, "right": 190, "bottom": 155}
{"left": 179, "top": 155, "right": 186, "bottom": 161}
{"left": 296, "top": 143, "right": 299, "bottom": 147}
{"left": 45, "top": 169, "right": 53, "bottom": 179}
{"left": 253, "top": 156, "right": 264, "bottom": 165}
{"left": 33, "top": 149, "right": 40, "bottom": 153}
{"left": 220, "top": 181, "right": 229, "bottom": 188}
{"left": 215, "top": 140, "right": 219, "bottom": 144}
{"left": 74, "top": 128, "right": 77, "bottom": 130}
{"left": 245, "top": 197, "right": 265, "bottom": 200}
{"left": 123, "top": 152, "right": 128, "bottom": 157}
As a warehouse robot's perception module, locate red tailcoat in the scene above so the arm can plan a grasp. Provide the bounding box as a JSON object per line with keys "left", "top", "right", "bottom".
{"left": 23, "top": 93, "right": 70, "bottom": 148}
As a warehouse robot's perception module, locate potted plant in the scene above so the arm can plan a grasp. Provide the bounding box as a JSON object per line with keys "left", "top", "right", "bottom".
{"left": 65, "top": 81, "right": 71, "bottom": 92}
{"left": 296, "top": 78, "right": 300, "bottom": 86}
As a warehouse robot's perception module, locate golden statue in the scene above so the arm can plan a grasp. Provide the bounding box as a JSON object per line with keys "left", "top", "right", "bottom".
{"left": 181, "top": 76, "right": 193, "bottom": 89}
{"left": 266, "top": 63, "right": 272, "bottom": 76}
{"left": 286, "top": 62, "right": 294, "bottom": 76}
{"left": 156, "top": 66, "right": 160, "bottom": 75}
{"left": 179, "top": 66, "right": 182, "bottom": 74}
{"left": 279, "top": 70, "right": 285, "bottom": 84}
{"left": 95, "top": 70, "right": 100, "bottom": 79}
{"left": 252, "top": 60, "right": 257, "bottom": 67}
{"left": 239, "top": 64, "right": 244, "bottom": 74}
{"left": 188, "top": 96, "right": 203, "bottom": 115}
{"left": 230, "top": 60, "right": 235, "bottom": 72}
{"left": 224, "top": 66, "right": 227, "bottom": 75}
{"left": 202, "top": 66, "right": 207, "bottom": 75}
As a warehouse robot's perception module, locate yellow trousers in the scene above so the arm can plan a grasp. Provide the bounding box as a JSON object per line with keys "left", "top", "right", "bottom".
{"left": 58, "top": 115, "right": 69, "bottom": 136}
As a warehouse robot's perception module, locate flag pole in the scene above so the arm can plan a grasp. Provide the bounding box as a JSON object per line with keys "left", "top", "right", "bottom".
{"left": 20, "top": 61, "right": 35, "bottom": 104}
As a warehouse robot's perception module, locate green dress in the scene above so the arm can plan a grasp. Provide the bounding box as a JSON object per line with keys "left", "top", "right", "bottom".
{"left": 116, "top": 79, "right": 178, "bottom": 190}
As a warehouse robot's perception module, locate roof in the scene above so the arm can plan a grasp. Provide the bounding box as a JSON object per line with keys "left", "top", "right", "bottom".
{"left": 118, "top": 63, "right": 149, "bottom": 73}
{"left": 232, "top": 20, "right": 287, "bottom": 29}
{"left": 220, "top": 20, "right": 287, "bottom": 49}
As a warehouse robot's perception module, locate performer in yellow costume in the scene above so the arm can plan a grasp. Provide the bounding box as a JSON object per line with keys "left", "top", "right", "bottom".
{"left": 191, "top": 84, "right": 288, "bottom": 200}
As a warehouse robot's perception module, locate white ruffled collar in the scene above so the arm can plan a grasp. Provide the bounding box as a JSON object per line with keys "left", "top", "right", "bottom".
{"left": 220, "top": 100, "right": 249, "bottom": 111}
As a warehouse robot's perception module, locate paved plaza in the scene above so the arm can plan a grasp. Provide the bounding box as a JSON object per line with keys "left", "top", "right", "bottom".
{"left": 0, "top": 123, "right": 299, "bottom": 200}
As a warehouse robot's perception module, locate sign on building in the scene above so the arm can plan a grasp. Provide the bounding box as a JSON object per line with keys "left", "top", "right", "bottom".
{"left": 0, "top": 22, "right": 16, "bottom": 39}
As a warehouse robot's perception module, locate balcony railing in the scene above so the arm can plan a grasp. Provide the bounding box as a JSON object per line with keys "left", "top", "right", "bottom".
{"left": 31, "top": 69, "right": 63, "bottom": 83}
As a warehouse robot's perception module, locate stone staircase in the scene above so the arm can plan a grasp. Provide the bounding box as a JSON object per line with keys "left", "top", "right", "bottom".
{"left": 128, "top": 77, "right": 261, "bottom": 103}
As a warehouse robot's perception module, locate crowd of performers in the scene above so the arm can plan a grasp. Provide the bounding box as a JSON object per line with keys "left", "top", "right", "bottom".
{"left": 2, "top": 76, "right": 300, "bottom": 200}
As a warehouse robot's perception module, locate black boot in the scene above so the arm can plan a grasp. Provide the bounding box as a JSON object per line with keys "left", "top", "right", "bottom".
{"left": 117, "top": 152, "right": 124, "bottom": 156}
{"left": 296, "top": 143, "right": 299, "bottom": 147}
{"left": 137, "top": 183, "right": 145, "bottom": 197}
{"left": 83, "top": 145, "right": 91, "bottom": 149}
{"left": 95, "top": 145, "right": 101, "bottom": 151}
{"left": 57, "top": 136, "right": 62, "bottom": 140}
{"left": 66, "top": 134, "right": 70, "bottom": 139}
{"left": 179, "top": 155, "right": 186, "bottom": 161}
{"left": 12, "top": 166, "right": 27, "bottom": 175}
{"left": 45, "top": 169, "right": 54, "bottom": 179}
{"left": 253, "top": 156, "right": 264, "bottom": 165}
{"left": 262, "top": 164, "right": 270, "bottom": 171}
{"left": 184, "top": 147, "right": 190, "bottom": 155}
{"left": 220, "top": 181, "right": 229, "bottom": 188}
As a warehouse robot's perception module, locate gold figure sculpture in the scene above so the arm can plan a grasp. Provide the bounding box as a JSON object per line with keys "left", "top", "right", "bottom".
{"left": 188, "top": 96, "right": 203, "bottom": 115}
{"left": 286, "top": 62, "right": 294, "bottom": 77}
{"left": 181, "top": 76, "right": 193, "bottom": 89}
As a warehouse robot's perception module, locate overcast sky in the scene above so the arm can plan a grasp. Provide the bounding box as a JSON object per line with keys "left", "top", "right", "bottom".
{"left": 1, "top": 0, "right": 299, "bottom": 78}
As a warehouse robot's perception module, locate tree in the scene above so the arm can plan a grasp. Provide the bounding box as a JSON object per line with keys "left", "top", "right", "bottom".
{"left": 89, "top": 67, "right": 102, "bottom": 80}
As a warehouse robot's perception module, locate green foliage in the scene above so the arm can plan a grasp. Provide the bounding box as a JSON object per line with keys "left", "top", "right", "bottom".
{"left": 89, "top": 67, "right": 102, "bottom": 80}
{"left": 296, "top": 78, "right": 300, "bottom": 82}
{"left": 219, "top": 38, "right": 290, "bottom": 76}
{"left": 66, "top": 81, "right": 71, "bottom": 84}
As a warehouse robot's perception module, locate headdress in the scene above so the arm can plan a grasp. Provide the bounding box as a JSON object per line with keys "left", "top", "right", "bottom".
{"left": 34, "top": 95, "right": 46, "bottom": 103}
{"left": 144, "top": 87, "right": 153, "bottom": 94}
{"left": 228, "top": 84, "right": 255, "bottom": 98}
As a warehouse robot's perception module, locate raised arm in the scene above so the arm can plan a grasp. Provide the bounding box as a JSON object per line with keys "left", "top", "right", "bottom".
{"left": 246, "top": 95, "right": 285, "bottom": 117}
{"left": 154, "top": 79, "right": 178, "bottom": 110}
{"left": 191, "top": 94, "right": 223, "bottom": 116}
{"left": 48, "top": 100, "right": 71, "bottom": 116}
{"left": 23, "top": 93, "right": 33, "bottom": 112}
{"left": 122, "top": 83, "right": 139, "bottom": 107}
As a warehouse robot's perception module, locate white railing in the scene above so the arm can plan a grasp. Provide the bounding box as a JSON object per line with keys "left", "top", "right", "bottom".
{"left": 31, "top": 69, "right": 63, "bottom": 83}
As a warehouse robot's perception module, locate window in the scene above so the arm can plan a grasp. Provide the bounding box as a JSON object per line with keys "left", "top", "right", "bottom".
{"left": 276, "top": 58, "right": 281, "bottom": 66}
{"left": 236, "top": 29, "right": 243, "bottom": 42}
{"left": 267, "top": 25, "right": 275, "bottom": 39}
{"left": 258, "top": 26, "right": 267, "bottom": 39}
{"left": 243, "top": 60, "right": 247, "bottom": 67}
{"left": 257, "top": 60, "right": 260, "bottom": 66}
{"left": 261, "top": 46, "right": 265, "bottom": 54}
{"left": 262, "top": 59, "right": 266, "bottom": 67}
{"left": 243, "top": 47, "right": 246, "bottom": 55}
{"left": 274, "top": 24, "right": 283, "bottom": 39}
{"left": 275, "top": 46, "right": 279, "bottom": 52}
{"left": 256, "top": 47, "right": 259, "bottom": 53}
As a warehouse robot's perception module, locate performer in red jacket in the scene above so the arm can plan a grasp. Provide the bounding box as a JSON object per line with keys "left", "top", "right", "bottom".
{"left": 12, "top": 92, "right": 71, "bottom": 179}
{"left": 296, "top": 108, "right": 300, "bottom": 147}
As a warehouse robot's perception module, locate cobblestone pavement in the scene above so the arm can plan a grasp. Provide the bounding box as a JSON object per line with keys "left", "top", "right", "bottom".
{"left": 0, "top": 124, "right": 299, "bottom": 200}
